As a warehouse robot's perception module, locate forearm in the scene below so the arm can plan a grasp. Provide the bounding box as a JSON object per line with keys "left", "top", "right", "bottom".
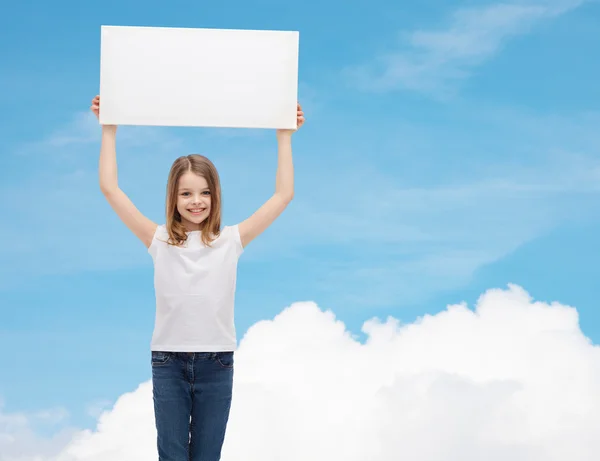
{"left": 99, "top": 126, "right": 119, "bottom": 194}
{"left": 275, "top": 132, "right": 294, "bottom": 201}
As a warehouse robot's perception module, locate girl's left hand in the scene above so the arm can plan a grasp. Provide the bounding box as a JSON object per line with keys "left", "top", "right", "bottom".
{"left": 277, "top": 103, "right": 305, "bottom": 136}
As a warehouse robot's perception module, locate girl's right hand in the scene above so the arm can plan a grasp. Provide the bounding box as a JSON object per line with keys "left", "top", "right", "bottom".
{"left": 90, "top": 95, "right": 117, "bottom": 130}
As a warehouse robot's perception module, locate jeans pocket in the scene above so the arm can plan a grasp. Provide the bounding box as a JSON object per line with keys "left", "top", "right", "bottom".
{"left": 216, "top": 352, "right": 234, "bottom": 369}
{"left": 151, "top": 351, "right": 172, "bottom": 366}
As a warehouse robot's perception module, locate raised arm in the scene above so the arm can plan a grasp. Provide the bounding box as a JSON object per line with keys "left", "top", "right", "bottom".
{"left": 238, "top": 103, "right": 305, "bottom": 248}
{"left": 92, "top": 96, "right": 157, "bottom": 248}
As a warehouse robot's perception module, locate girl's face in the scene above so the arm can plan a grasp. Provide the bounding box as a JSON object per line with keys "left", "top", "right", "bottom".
{"left": 176, "top": 171, "right": 212, "bottom": 231}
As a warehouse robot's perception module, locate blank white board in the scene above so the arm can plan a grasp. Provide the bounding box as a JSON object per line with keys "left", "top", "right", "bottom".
{"left": 99, "top": 25, "right": 299, "bottom": 129}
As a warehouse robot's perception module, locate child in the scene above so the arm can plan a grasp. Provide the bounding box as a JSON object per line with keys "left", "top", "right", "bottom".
{"left": 90, "top": 95, "right": 304, "bottom": 461}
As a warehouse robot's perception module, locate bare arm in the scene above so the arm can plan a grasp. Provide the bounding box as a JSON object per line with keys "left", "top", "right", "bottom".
{"left": 238, "top": 103, "right": 304, "bottom": 248}
{"left": 92, "top": 96, "right": 157, "bottom": 248}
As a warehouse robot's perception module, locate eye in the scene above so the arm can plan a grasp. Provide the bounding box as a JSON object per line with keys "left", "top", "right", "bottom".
{"left": 181, "top": 192, "right": 190, "bottom": 196}
{"left": 202, "top": 191, "right": 211, "bottom": 195}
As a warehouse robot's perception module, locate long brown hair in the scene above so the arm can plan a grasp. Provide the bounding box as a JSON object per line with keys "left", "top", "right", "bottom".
{"left": 165, "top": 154, "right": 222, "bottom": 247}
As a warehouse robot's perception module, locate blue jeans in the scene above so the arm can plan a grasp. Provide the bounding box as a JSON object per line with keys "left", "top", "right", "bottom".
{"left": 151, "top": 351, "right": 234, "bottom": 461}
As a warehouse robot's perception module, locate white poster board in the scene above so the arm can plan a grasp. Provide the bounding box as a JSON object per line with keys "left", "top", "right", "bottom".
{"left": 99, "top": 25, "right": 299, "bottom": 129}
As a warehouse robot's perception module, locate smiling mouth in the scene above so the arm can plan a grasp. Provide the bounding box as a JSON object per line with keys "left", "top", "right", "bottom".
{"left": 188, "top": 208, "right": 206, "bottom": 215}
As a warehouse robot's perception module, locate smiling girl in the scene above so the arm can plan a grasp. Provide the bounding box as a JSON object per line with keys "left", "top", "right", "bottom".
{"left": 90, "top": 95, "right": 304, "bottom": 461}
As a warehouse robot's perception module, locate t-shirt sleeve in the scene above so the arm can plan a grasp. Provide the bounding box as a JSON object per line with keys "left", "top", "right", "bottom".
{"left": 148, "top": 224, "right": 166, "bottom": 259}
{"left": 227, "top": 224, "right": 244, "bottom": 258}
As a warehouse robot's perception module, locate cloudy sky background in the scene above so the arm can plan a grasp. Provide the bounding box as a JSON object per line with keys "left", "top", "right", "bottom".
{"left": 1, "top": 0, "right": 599, "bottom": 459}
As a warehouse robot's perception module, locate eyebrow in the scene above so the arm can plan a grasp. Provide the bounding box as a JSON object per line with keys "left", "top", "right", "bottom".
{"left": 178, "top": 187, "right": 210, "bottom": 191}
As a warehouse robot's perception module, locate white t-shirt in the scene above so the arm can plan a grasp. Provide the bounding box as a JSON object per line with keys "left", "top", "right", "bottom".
{"left": 147, "top": 224, "right": 244, "bottom": 352}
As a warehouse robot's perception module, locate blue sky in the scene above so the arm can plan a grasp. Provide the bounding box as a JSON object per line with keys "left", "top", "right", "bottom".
{"left": 1, "top": 0, "right": 600, "bottom": 437}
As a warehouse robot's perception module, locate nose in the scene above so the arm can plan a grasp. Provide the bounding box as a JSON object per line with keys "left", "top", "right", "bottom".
{"left": 191, "top": 194, "right": 205, "bottom": 204}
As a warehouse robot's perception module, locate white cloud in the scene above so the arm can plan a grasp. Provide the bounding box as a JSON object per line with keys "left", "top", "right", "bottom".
{"left": 0, "top": 403, "right": 75, "bottom": 461}
{"left": 4, "top": 285, "right": 600, "bottom": 460}
{"left": 346, "top": 0, "right": 586, "bottom": 96}
{"left": 84, "top": 401, "right": 113, "bottom": 421}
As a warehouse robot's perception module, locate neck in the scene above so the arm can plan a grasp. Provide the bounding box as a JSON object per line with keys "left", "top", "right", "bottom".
{"left": 181, "top": 219, "right": 202, "bottom": 233}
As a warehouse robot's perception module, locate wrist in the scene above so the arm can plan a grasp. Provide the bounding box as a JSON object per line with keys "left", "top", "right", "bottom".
{"left": 276, "top": 130, "right": 293, "bottom": 141}
{"left": 102, "top": 125, "right": 117, "bottom": 136}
